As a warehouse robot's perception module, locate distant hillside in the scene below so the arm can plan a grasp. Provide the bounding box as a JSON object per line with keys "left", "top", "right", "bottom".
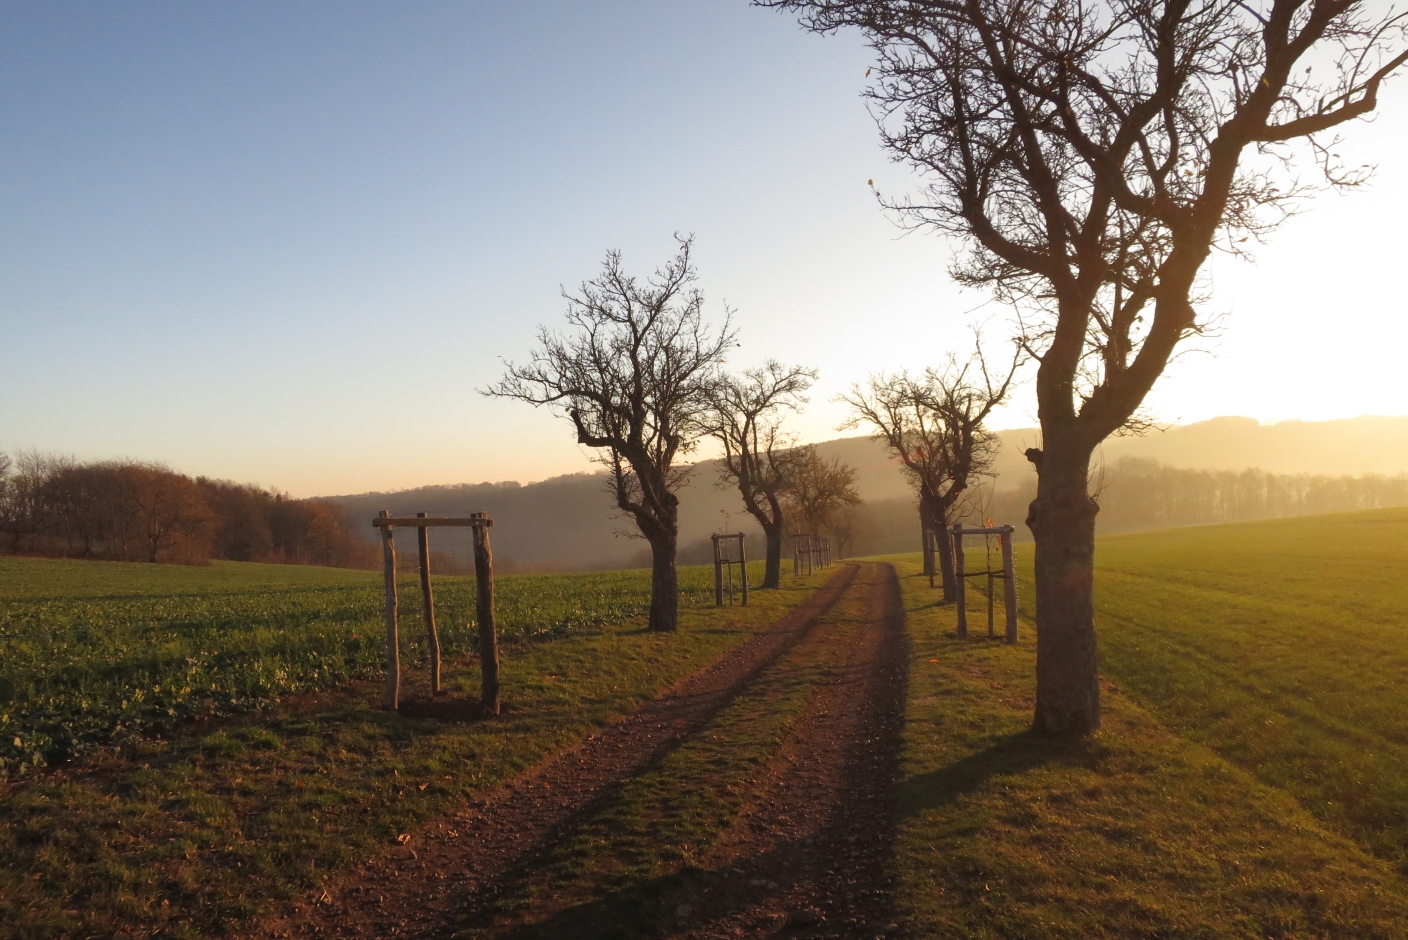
{"left": 324, "top": 414, "right": 1408, "bottom": 571}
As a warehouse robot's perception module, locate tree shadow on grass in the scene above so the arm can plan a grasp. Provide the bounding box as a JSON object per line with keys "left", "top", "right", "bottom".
{"left": 897, "top": 730, "right": 1093, "bottom": 818}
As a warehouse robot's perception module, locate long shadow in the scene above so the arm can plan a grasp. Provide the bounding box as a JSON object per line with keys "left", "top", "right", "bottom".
{"left": 896, "top": 730, "right": 1073, "bottom": 819}
{"left": 448, "top": 562, "right": 910, "bottom": 940}
{"left": 319, "top": 565, "right": 864, "bottom": 939}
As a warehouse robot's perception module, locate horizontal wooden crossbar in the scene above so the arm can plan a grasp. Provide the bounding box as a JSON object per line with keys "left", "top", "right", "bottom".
{"left": 371, "top": 517, "right": 493, "bottom": 528}
{"left": 953, "top": 525, "right": 1015, "bottom": 536}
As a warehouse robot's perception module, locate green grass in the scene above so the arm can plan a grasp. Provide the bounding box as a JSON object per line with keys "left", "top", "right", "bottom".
{"left": 0, "top": 556, "right": 826, "bottom": 940}
{"left": 1071, "top": 508, "right": 1408, "bottom": 874}
{"left": 885, "top": 552, "right": 1408, "bottom": 938}
{"left": 0, "top": 557, "right": 721, "bottom": 772}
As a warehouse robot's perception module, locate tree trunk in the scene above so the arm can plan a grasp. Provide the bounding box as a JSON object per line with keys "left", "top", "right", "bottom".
{"left": 1027, "top": 445, "right": 1101, "bottom": 735}
{"left": 648, "top": 532, "right": 679, "bottom": 632}
{"left": 762, "top": 522, "right": 783, "bottom": 589}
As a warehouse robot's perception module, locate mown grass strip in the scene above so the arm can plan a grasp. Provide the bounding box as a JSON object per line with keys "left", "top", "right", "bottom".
{"left": 884, "top": 556, "right": 1408, "bottom": 939}
{"left": 0, "top": 560, "right": 826, "bottom": 940}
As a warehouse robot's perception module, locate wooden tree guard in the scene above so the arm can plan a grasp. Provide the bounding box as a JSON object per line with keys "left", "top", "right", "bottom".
{"left": 950, "top": 523, "right": 1018, "bottom": 643}
{"left": 372, "top": 512, "right": 498, "bottom": 713}
{"left": 792, "top": 534, "right": 813, "bottom": 577}
{"left": 711, "top": 533, "right": 748, "bottom": 607}
{"left": 791, "top": 534, "right": 832, "bottom": 576}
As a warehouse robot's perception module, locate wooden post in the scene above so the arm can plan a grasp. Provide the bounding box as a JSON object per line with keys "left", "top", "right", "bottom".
{"left": 987, "top": 568, "right": 996, "bottom": 638}
{"left": 379, "top": 510, "right": 400, "bottom": 710}
{"left": 952, "top": 523, "right": 967, "bottom": 639}
{"left": 738, "top": 534, "right": 748, "bottom": 606}
{"left": 1001, "top": 525, "right": 1018, "bottom": 643}
{"left": 712, "top": 535, "right": 724, "bottom": 607}
{"left": 471, "top": 511, "right": 500, "bottom": 715}
{"left": 416, "top": 512, "right": 442, "bottom": 695}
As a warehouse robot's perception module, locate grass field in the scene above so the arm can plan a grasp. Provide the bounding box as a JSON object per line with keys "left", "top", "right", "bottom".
{"left": 885, "top": 506, "right": 1408, "bottom": 936}
{"left": 0, "top": 556, "right": 825, "bottom": 939}
{"left": 1077, "top": 507, "right": 1408, "bottom": 873}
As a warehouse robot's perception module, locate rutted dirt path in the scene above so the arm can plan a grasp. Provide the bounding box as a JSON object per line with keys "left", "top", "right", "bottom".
{"left": 265, "top": 562, "right": 908, "bottom": 940}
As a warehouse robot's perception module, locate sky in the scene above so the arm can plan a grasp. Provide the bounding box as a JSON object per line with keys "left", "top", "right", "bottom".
{"left": 2, "top": 1, "right": 1406, "bottom": 497}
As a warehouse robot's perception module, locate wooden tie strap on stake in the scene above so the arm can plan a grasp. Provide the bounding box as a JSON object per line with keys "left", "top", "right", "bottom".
{"left": 372, "top": 511, "right": 499, "bottom": 714}
{"left": 950, "top": 523, "right": 1019, "bottom": 643}
{"left": 711, "top": 533, "right": 748, "bottom": 607}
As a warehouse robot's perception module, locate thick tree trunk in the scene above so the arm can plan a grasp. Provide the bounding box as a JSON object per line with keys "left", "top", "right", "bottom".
{"left": 762, "top": 522, "right": 783, "bottom": 589}
{"left": 1027, "top": 445, "right": 1101, "bottom": 735}
{"left": 648, "top": 532, "right": 679, "bottom": 632}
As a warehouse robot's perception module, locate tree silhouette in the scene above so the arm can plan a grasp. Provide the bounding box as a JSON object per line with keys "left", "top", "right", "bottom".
{"left": 765, "top": 0, "right": 1408, "bottom": 733}
{"left": 704, "top": 361, "right": 818, "bottom": 588}
{"left": 488, "top": 238, "right": 734, "bottom": 631}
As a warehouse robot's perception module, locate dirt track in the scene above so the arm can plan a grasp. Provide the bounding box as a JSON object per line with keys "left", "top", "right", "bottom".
{"left": 264, "top": 562, "right": 908, "bottom": 940}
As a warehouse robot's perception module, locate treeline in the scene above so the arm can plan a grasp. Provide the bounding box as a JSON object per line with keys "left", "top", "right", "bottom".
{"left": 0, "top": 451, "right": 375, "bottom": 567}
{"left": 837, "top": 456, "right": 1408, "bottom": 558}
{"left": 1087, "top": 457, "right": 1408, "bottom": 530}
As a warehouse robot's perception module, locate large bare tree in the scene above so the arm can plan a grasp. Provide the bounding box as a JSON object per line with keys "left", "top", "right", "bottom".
{"left": 488, "top": 238, "right": 734, "bottom": 632}
{"left": 765, "top": 0, "right": 1408, "bottom": 733}
{"left": 703, "top": 361, "right": 818, "bottom": 588}
{"left": 839, "top": 340, "right": 1015, "bottom": 600}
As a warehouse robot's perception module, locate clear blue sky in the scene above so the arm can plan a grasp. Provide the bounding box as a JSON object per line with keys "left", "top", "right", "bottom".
{"left": 3, "top": 1, "right": 1406, "bottom": 495}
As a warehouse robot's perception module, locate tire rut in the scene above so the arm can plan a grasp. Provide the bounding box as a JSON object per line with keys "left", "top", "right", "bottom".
{"left": 261, "top": 564, "right": 862, "bottom": 940}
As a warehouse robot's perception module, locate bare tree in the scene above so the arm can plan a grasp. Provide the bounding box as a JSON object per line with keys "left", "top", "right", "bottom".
{"left": 839, "top": 340, "right": 1016, "bottom": 600}
{"left": 487, "top": 238, "right": 735, "bottom": 631}
{"left": 703, "top": 361, "right": 818, "bottom": 588}
{"left": 781, "top": 445, "right": 862, "bottom": 537}
{"left": 765, "top": 0, "right": 1408, "bottom": 734}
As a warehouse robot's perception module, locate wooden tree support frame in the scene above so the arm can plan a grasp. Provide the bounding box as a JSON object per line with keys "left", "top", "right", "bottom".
{"left": 711, "top": 533, "right": 748, "bottom": 607}
{"left": 373, "top": 511, "right": 500, "bottom": 715}
{"left": 950, "top": 523, "right": 1018, "bottom": 643}
{"left": 790, "top": 534, "right": 832, "bottom": 577}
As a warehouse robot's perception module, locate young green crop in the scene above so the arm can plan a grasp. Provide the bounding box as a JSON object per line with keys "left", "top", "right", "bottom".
{"left": 0, "top": 558, "right": 719, "bottom": 774}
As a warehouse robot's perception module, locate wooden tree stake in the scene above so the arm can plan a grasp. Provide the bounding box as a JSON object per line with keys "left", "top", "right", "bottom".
{"left": 1001, "top": 527, "right": 1019, "bottom": 644}
{"left": 952, "top": 523, "right": 967, "bottom": 639}
{"left": 379, "top": 510, "right": 400, "bottom": 710}
{"left": 712, "top": 535, "right": 724, "bottom": 607}
{"left": 471, "top": 511, "right": 500, "bottom": 715}
{"left": 416, "top": 512, "right": 442, "bottom": 695}
{"left": 738, "top": 533, "right": 749, "bottom": 606}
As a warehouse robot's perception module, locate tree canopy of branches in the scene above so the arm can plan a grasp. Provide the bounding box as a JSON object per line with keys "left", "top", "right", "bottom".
{"left": 487, "top": 238, "right": 735, "bottom": 631}
{"left": 781, "top": 445, "right": 862, "bottom": 541}
{"left": 766, "top": 0, "right": 1408, "bottom": 734}
{"left": 839, "top": 340, "right": 1016, "bottom": 599}
{"left": 704, "top": 361, "right": 818, "bottom": 588}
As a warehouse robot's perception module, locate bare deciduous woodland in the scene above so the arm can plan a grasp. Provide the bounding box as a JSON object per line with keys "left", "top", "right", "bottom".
{"left": 486, "top": 238, "right": 735, "bottom": 632}
{"left": 765, "top": 0, "right": 1408, "bottom": 734}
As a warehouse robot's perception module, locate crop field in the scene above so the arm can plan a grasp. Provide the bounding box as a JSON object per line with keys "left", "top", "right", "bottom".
{"left": 0, "top": 557, "right": 720, "bottom": 774}
{"left": 0, "top": 555, "right": 825, "bottom": 939}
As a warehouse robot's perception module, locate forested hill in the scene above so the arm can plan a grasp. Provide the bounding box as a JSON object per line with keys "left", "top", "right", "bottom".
{"left": 324, "top": 415, "right": 1408, "bottom": 572}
